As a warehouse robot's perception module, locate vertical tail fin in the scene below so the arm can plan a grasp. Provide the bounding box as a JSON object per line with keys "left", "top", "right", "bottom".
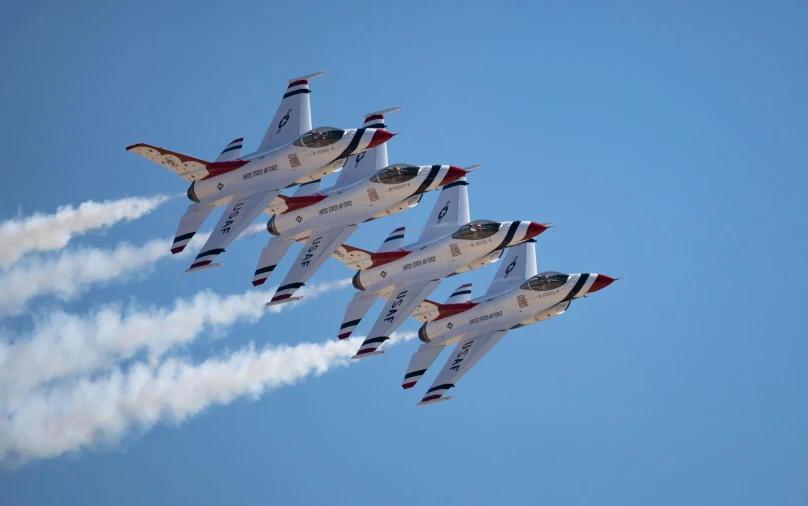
{"left": 256, "top": 71, "right": 325, "bottom": 154}
{"left": 445, "top": 283, "right": 472, "bottom": 304}
{"left": 292, "top": 180, "right": 321, "bottom": 197}
{"left": 377, "top": 227, "right": 405, "bottom": 253}
{"left": 335, "top": 107, "right": 401, "bottom": 188}
{"left": 215, "top": 138, "right": 243, "bottom": 162}
{"left": 483, "top": 240, "right": 538, "bottom": 297}
{"left": 417, "top": 175, "right": 470, "bottom": 245}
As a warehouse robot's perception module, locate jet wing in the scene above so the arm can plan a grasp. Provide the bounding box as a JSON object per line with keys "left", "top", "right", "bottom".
{"left": 252, "top": 236, "right": 296, "bottom": 286}
{"left": 352, "top": 278, "right": 441, "bottom": 358}
{"left": 255, "top": 71, "right": 325, "bottom": 154}
{"left": 416, "top": 176, "right": 470, "bottom": 245}
{"left": 417, "top": 329, "right": 508, "bottom": 406}
{"left": 266, "top": 225, "right": 359, "bottom": 306}
{"left": 483, "top": 239, "right": 538, "bottom": 297}
{"left": 187, "top": 189, "right": 279, "bottom": 272}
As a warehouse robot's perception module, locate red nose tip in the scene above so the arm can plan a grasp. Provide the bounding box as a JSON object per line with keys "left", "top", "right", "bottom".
{"left": 365, "top": 129, "right": 395, "bottom": 149}
{"left": 438, "top": 166, "right": 468, "bottom": 186}
{"left": 525, "top": 222, "right": 548, "bottom": 239}
{"left": 587, "top": 274, "right": 615, "bottom": 294}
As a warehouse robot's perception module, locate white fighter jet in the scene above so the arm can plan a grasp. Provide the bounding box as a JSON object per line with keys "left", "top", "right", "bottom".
{"left": 402, "top": 240, "right": 616, "bottom": 406}
{"left": 125, "top": 72, "right": 394, "bottom": 272}
{"left": 332, "top": 178, "right": 549, "bottom": 359}
{"left": 252, "top": 108, "right": 478, "bottom": 306}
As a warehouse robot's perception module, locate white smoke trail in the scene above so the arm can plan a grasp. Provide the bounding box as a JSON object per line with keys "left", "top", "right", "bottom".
{"left": 0, "top": 223, "right": 269, "bottom": 316}
{"left": 0, "top": 331, "right": 417, "bottom": 467}
{"left": 0, "top": 195, "right": 170, "bottom": 269}
{"left": 0, "top": 279, "right": 351, "bottom": 398}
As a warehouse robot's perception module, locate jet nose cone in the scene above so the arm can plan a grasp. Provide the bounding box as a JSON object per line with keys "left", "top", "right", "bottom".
{"left": 525, "top": 221, "right": 548, "bottom": 239}
{"left": 587, "top": 274, "right": 616, "bottom": 294}
{"left": 439, "top": 166, "right": 468, "bottom": 186}
{"left": 365, "top": 129, "right": 396, "bottom": 149}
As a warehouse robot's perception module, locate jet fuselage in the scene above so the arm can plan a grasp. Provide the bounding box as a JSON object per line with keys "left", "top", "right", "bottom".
{"left": 267, "top": 165, "right": 466, "bottom": 237}
{"left": 418, "top": 272, "right": 615, "bottom": 346}
{"left": 187, "top": 127, "right": 390, "bottom": 205}
{"left": 352, "top": 220, "right": 546, "bottom": 294}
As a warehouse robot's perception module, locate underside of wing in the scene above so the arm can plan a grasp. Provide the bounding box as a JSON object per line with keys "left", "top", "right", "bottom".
{"left": 352, "top": 279, "right": 440, "bottom": 359}
{"left": 187, "top": 190, "right": 279, "bottom": 272}
{"left": 417, "top": 330, "right": 508, "bottom": 406}
{"left": 267, "top": 225, "right": 358, "bottom": 306}
{"left": 126, "top": 144, "right": 210, "bottom": 182}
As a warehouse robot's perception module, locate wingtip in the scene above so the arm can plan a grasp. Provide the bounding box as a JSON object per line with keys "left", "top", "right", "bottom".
{"left": 416, "top": 396, "right": 453, "bottom": 407}
{"left": 463, "top": 164, "right": 483, "bottom": 172}
{"left": 365, "top": 106, "right": 403, "bottom": 117}
{"left": 185, "top": 262, "right": 223, "bottom": 274}
{"left": 350, "top": 350, "right": 388, "bottom": 360}
{"left": 290, "top": 71, "right": 326, "bottom": 82}
{"left": 265, "top": 296, "right": 303, "bottom": 307}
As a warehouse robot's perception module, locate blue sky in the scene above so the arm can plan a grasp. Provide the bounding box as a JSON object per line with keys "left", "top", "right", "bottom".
{"left": 2, "top": 1, "right": 807, "bottom": 504}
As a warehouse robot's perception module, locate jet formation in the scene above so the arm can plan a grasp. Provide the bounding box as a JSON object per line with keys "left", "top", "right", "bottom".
{"left": 127, "top": 71, "right": 617, "bottom": 406}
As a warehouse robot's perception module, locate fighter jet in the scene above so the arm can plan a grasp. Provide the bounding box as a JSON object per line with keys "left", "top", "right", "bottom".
{"left": 402, "top": 240, "right": 616, "bottom": 406}
{"left": 252, "top": 108, "right": 478, "bottom": 306}
{"left": 332, "top": 177, "right": 549, "bottom": 359}
{"left": 125, "top": 72, "right": 394, "bottom": 273}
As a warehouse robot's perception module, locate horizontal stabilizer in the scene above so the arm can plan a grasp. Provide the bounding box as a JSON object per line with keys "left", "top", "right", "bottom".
{"left": 332, "top": 243, "right": 374, "bottom": 271}
{"left": 412, "top": 284, "right": 475, "bottom": 322}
